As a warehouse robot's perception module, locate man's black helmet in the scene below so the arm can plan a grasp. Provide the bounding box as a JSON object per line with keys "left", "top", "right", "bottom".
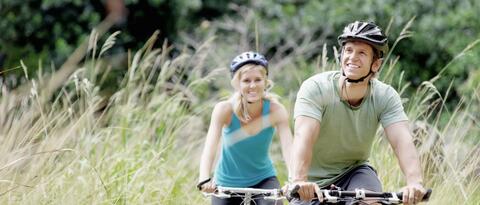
{"left": 338, "top": 21, "right": 388, "bottom": 58}
{"left": 230, "top": 51, "right": 268, "bottom": 77}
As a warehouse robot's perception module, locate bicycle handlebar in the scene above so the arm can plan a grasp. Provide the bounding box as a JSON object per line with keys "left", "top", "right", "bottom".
{"left": 201, "top": 185, "right": 432, "bottom": 204}
{"left": 288, "top": 185, "right": 432, "bottom": 204}
{"left": 202, "top": 186, "right": 286, "bottom": 201}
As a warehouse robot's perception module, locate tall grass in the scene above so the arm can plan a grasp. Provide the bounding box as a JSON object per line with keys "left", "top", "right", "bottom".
{"left": 0, "top": 19, "right": 478, "bottom": 205}
{"left": 370, "top": 24, "right": 480, "bottom": 204}
{"left": 0, "top": 31, "right": 217, "bottom": 204}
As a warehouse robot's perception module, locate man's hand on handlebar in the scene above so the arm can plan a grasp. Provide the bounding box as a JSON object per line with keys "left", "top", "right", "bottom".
{"left": 401, "top": 182, "right": 427, "bottom": 205}
{"left": 283, "top": 181, "right": 323, "bottom": 202}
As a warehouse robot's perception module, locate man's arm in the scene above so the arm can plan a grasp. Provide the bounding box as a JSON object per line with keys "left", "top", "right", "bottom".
{"left": 384, "top": 121, "right": 426, "bottom": 205}
{"left": 290, "top": 116, "right": 321, "bottom": 201}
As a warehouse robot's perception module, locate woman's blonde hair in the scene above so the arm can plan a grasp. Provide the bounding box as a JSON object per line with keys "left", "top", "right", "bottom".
{"left": 230, "top": 64, "right": 279, "bottom": 123}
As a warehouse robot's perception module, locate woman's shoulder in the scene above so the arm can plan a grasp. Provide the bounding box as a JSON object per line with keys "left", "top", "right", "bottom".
{"left": 268, "top": 100, "right": 289, "bottom": 123}
{"left": 268, "top": 100, "right": 286, "bottom": 112}
{"left": 212, "top": 100, "right": 233, "bottom": 124}
{"left": 213, "top": 100, "right": 233, "bottom": 115}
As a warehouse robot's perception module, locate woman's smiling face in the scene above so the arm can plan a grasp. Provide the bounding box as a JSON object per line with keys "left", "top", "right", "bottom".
{"left": 238, "top": 66, "right": 266, "bottom": 103}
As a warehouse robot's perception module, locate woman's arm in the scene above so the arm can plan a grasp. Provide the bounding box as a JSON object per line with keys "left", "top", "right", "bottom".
{"left": 271, "top": 102, "right": 293, "bottom": 169}
{"left": 198, "top": 102, "right": 229, "bottom": 185}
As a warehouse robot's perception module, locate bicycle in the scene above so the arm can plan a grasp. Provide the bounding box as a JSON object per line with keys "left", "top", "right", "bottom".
{"left": 201, "top": 185, "right": 432, "bottom": 205}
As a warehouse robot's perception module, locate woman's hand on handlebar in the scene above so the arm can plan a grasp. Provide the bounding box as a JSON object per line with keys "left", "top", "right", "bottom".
{"left": 201, "top": 181, "right": 217, "bottom": 193}
{"left": 197, "top": 178, "right": 216, "bottom": 193}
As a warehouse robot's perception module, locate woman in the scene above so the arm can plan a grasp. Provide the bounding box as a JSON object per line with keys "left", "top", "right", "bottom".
{"left": 198, "top": 51, "right": 293, "bottom": 205}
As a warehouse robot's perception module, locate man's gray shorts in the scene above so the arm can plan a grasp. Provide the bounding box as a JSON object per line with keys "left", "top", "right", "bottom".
{"left": 289, "top": 164, "right": 382, "bottom": 205}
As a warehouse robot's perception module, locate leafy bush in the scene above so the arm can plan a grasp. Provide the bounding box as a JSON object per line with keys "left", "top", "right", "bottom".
{"left": 185, "top": 0, "right": 479, "bottom": 107}
{"left": 0, "top": 0, "right": 237, "bottom": 78}
{"left": 1, "top": 0, "right": 478, "bottom": 105}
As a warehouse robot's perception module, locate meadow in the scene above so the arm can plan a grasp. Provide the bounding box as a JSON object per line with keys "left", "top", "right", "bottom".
{"left": 0, "top": 22, "right": 479, "bottom": 205}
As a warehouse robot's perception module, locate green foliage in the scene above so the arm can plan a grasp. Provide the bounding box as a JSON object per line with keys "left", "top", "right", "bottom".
{"left": 189, "top": 0, "right": 479, "bottom": 105}
{"left": 0, "top": 0, "right": 103, "bottom": 75}
{"left": 3, "top": 0, "right": 478, "bottom": 105}
{"left": 0, "top": 0, "right": 237, "bottom": 81}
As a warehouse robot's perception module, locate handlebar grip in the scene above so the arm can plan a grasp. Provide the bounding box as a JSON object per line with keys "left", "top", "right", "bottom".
{"left": 196, "top": 178, "right": 212, "bottom": 191}
{"left": 424, "top": 189, "right": 433, "bottom": 201}
{"left": 396, "top": 188, "right": 432, "bottom": 202}
{"left": 287, "top": 184, "right": 302, "bottom": 200}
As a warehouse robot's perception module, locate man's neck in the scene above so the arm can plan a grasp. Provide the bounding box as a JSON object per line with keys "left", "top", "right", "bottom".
{"left": 338, "top": 76, "right": 370, "bottom": 107}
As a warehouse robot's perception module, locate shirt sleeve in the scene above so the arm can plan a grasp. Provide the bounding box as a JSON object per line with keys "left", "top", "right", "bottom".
{"left": 294, "top": 79, "right": 324, "bottom": 122}
{"left": 380, "top": 86, "right": 408, "bottom": 128}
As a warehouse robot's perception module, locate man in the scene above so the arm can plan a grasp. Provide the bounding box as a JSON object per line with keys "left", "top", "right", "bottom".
{"left": 288, "top": 21, "right": 426, "bottom": 205}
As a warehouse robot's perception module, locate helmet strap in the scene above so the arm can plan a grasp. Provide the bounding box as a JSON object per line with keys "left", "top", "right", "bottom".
{"left": 342, "top": 69, "right": 372, "bottom": 83}
{"left": 341, "top": 59, "right": 377, "bottom": 83}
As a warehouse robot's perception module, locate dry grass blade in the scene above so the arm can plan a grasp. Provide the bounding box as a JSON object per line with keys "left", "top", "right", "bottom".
{"left": 383, "top": 16, "right": 415, "bottom": 65}
{"left": 99, "top": 31, "right": 121, "bottom": 57}
{"left": 20, "top": 60, "right": 29, "bottom": 80}
{"left": 88, "top": 29, "right": 98, "bottom": 53}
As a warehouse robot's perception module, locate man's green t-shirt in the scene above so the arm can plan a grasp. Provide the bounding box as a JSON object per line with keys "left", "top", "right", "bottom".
{"left": 294, "top": 71, "right": 408, "bottom": 187}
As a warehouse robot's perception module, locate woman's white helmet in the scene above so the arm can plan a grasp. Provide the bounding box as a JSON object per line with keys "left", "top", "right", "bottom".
{"left": 230, "top": 51, "right": 268, "bottom": 77}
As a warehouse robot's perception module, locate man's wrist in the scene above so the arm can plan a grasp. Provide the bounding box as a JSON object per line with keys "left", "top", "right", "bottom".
{"left": 288, "top": 176, "right": 307, "bottom": 183}
{"left": 406, "top": 178, "right": 423, "bottom": 186}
